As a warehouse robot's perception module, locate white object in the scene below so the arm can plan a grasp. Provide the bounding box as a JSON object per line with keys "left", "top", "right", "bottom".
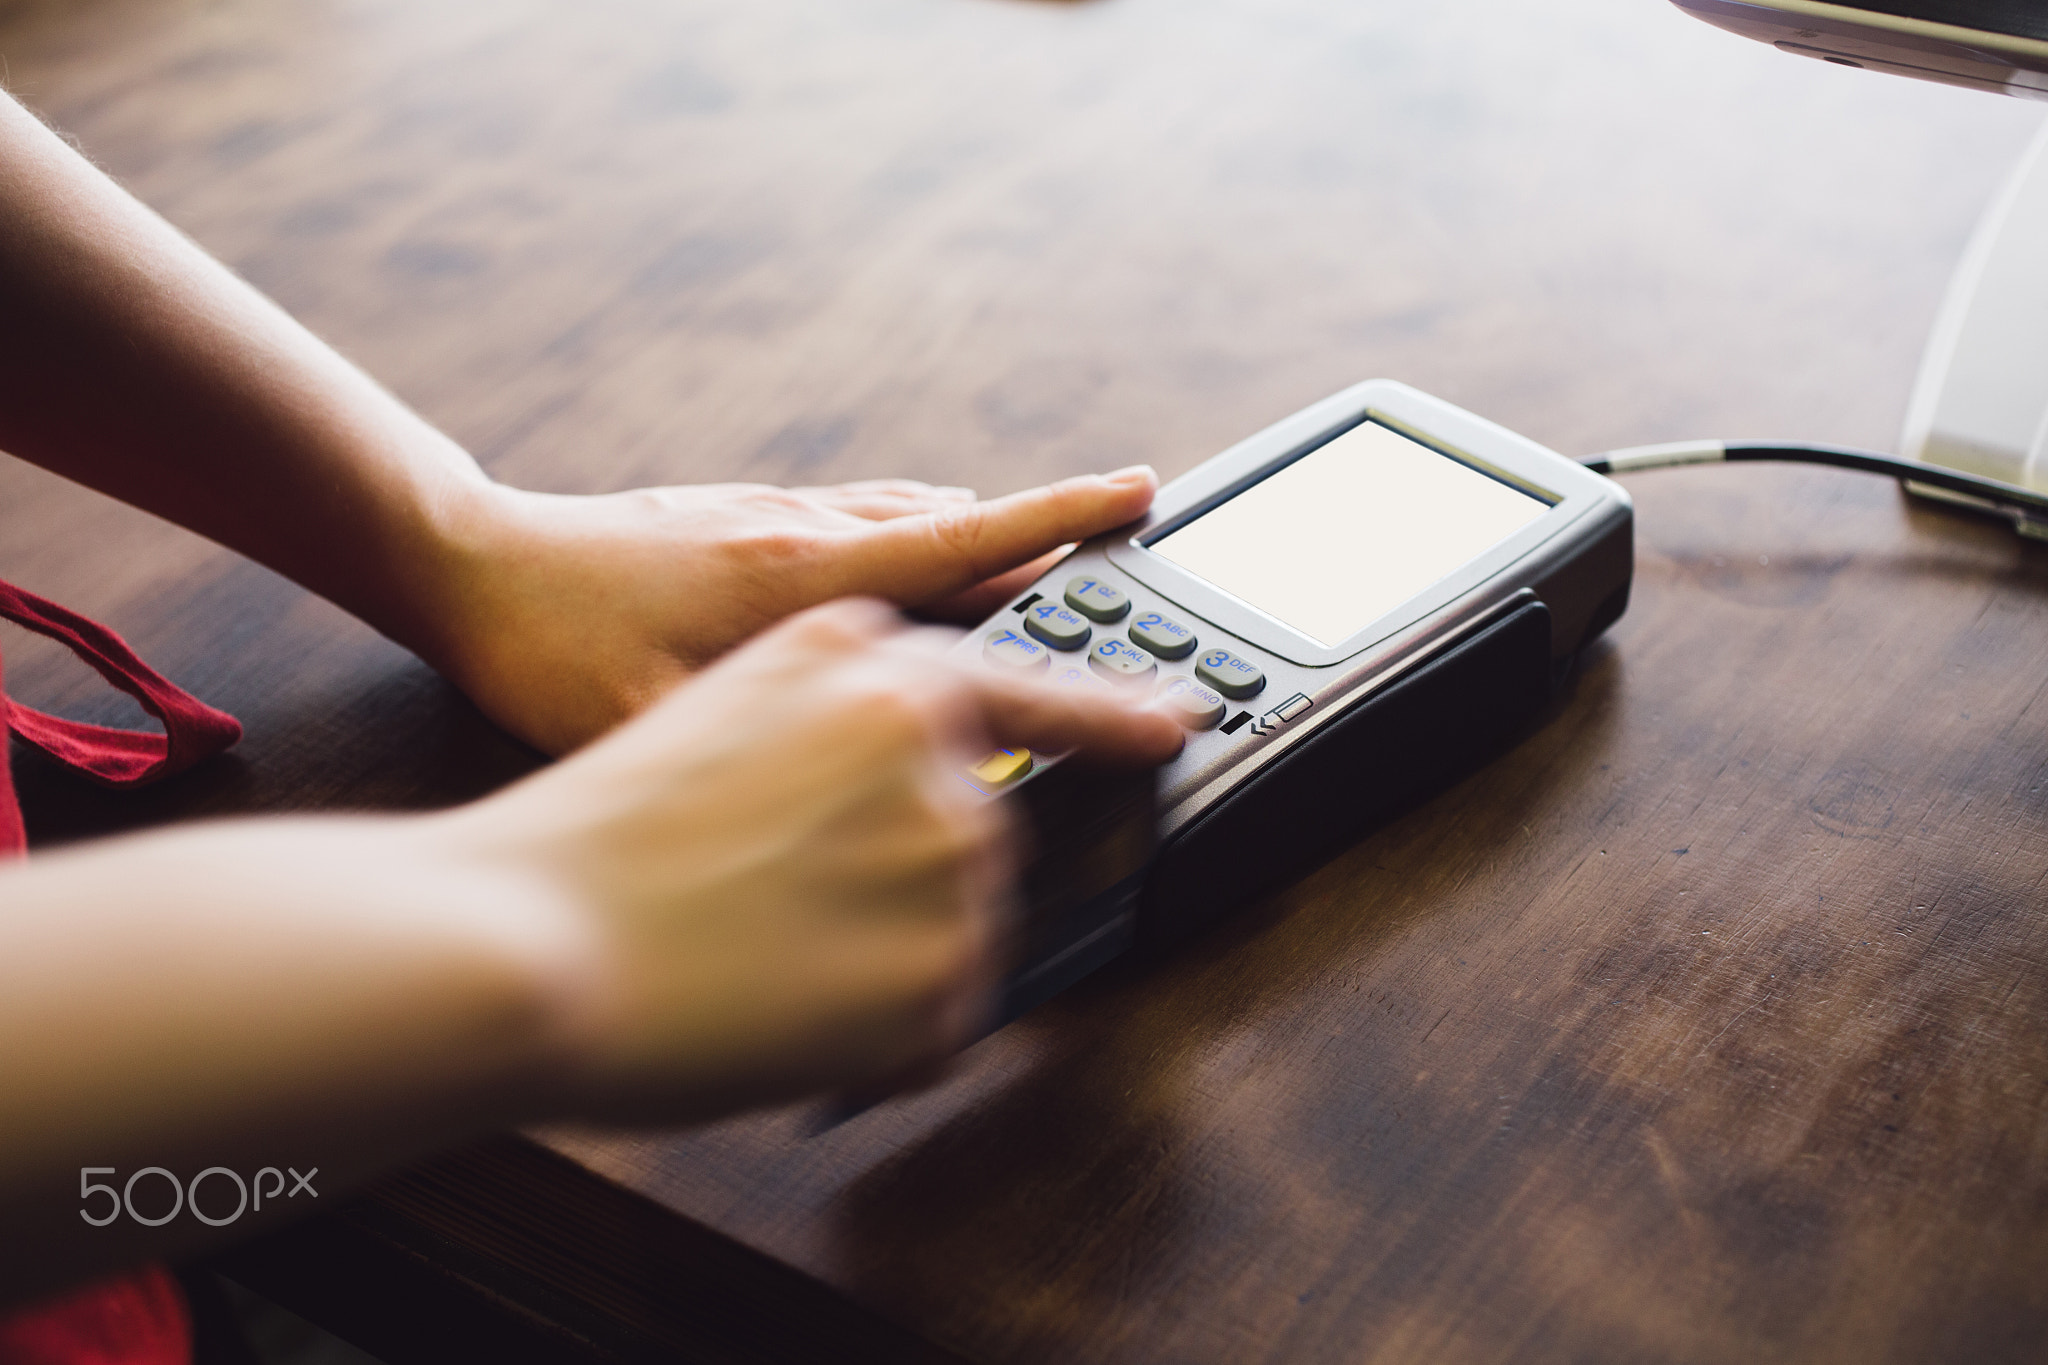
{"left": 1902, "top": 118, "right": 2048, "bottom": 491}
{"left": 1147, "top": 421, "right": 1548, "bottom": 647}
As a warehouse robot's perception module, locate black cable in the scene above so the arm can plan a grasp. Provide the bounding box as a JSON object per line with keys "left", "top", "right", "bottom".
{"left": 1582, "top": 440, "right": 2048, "bottom": 539}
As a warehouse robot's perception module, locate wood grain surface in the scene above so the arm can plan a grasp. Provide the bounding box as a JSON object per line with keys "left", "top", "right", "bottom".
{"left": 4, "top": 0, "right": 2048, "bottom": 1361}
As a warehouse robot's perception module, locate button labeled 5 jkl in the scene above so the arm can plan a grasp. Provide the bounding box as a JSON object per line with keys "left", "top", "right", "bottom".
{"left": 1089, "top": 638, "right": 1157, "bottom": 685}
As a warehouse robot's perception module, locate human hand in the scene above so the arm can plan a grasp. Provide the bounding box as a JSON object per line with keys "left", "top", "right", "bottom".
{"left": 441, "top": 598, "right": 1182, "bottom": 1123}
{"left": 425, "top": 467, "right": 1157, "bottom": 756}
{"left": 0, "top": 598, "right": 1178, "bottom": 1286}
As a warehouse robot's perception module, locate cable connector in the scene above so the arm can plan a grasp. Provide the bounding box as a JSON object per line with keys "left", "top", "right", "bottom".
{"left": 1582, "top": 440, "right": 2048, "bottom": 539}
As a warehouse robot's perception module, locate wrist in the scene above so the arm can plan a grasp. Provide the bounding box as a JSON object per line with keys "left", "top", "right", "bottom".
{"left": 415, "top": 800, "right": 616, "bottom": 1118}
{"left": 390, "top": 473, "right": 532, "bottom": 689}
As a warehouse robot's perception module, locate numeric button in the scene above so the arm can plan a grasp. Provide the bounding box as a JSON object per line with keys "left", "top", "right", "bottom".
{"left": 1022, "top": 600, "right": 1092, "bottom": 651}
{"left": 1128, "top": 610, "right": 1197, "bottom": 660}
{"left": 1088, "top": 638, "right": 1157, "bottom": 686}
{"left": 1048, "top": 662, "right": 1112, "bottom": 692}
{"left": 1063, "top": 576, "right": 1130, "bottom": 623}
{"left": 1157, "top": 675, "right": 1226, "bottom": 729}
{"left": 984, "top": 628, "right": 1051, "bottom": 672}
{"left": 1196, "top": 647, "right": 1265, "bottom": 699}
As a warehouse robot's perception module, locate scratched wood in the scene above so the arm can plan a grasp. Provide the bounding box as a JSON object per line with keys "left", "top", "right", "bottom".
{"left": 5, "top": 0, "right": 2048, "bottom": 1361}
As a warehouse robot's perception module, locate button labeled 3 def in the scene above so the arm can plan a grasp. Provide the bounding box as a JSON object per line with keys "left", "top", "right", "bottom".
{"left": 1195, "top": 647, "right": 1265, "bottom": 699}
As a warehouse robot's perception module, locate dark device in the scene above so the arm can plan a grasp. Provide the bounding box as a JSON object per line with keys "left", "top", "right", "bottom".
{"left": 969, "top": 381, "right": 1635, "bottom": 1024}
{"left": 1669, "top": 0, "right": 2048, "bottom": 97}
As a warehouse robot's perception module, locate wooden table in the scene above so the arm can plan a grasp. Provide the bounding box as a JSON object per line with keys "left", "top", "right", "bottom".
{"left": 5, "top": 0, "right": 2048, "bottom": 1360}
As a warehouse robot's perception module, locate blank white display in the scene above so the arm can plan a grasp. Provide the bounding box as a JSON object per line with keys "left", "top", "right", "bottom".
{"left": 1148, "top": 422, "right": 1549, "bottom": 647}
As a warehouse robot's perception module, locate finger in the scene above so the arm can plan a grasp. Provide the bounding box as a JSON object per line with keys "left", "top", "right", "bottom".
{"left": 793, "top": 479, "right": 977, "bottom": 522}
{"left": 911, "top": 548, "right": 1069, "bottom": 624}
{"left": 947, "top": 662, "right": 1184, "bottom": 769}
{"left": 697, "top": 598, "right": 910, "bottom": 690}
{"left": 843, "top": 465, "right": 1157, "bottom": 604}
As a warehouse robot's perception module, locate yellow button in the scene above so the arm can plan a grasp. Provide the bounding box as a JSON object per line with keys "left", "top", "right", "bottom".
{"left": 968, "top": 748, "right": 1033, "bottom": 787}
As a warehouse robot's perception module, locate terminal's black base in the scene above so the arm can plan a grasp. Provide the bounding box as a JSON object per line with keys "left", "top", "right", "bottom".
{"left": 1139, "top": 598, "right": 1558, "bottom": 948}
{"left": 992, "top": 597, "right": 1565, "bottom": 1030}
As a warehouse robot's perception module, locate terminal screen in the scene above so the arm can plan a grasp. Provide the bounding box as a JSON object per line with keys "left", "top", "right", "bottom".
{"left": 1147, "top": 421, "right": 1551, "bottom": 647}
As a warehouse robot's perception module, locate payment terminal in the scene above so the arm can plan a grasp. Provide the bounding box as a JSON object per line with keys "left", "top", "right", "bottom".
{"left": 964, "top": 380, "right": 1634, "bottom": 1025}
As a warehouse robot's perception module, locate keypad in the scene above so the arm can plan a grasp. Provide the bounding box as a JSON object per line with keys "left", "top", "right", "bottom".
{"left": 1089, "top": 638, "right": 1157, "bottom": 685}
{"left": 1196, "top": 647, "right": 1265, "bottom": 699}
{"left": 1022, "top": 600, "right": 1092, "bottom": 651}
{"left": 991, "top": 574, "right": 1277, "bottom": 720}
{"left": 1128, "top": 610, "right": 1197, "bottom": 660}
{"left": 983, "top": 627, "right": 1052, "bottom": 672}
{"left": 1157, "top": 675, "right": 1226, "bottom": 729}
{"left": 1063, "top": 576, "right": 1131, "bottom": 623}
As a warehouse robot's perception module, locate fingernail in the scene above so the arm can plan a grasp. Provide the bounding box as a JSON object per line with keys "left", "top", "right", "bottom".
{"left": 939, "top": 485, "right": 977, "bottom": 500}
{"left": 1104, "top": 464, "right": 1154, "bottom": 488}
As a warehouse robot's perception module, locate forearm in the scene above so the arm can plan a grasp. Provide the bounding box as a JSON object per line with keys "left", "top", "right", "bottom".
{"left": 0, "top": 815, "right": 590, "bottom": 1303}
{"left": 0, "top": 92, "right": 492, "bottom": 664}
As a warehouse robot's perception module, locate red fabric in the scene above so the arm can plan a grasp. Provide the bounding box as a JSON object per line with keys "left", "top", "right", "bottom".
{"left": 0, "top": 580, "right": 242, "bottom": 1365}
{"left": 0, "top": 1267, "right": 192, "bottom": 1365}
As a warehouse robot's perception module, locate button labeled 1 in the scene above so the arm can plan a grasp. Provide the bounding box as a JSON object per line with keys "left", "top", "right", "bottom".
{"left": 1022, "top": 600, "right": 1091, "bottom": 651}
{"left": 1196, "top": 647, "right": 1264, "bottom": 699}
{"left": 1063, "top": 576, "right": 1130, "bottom": 623}
{"left": 1157, "top": 675, "right": 1226, "bottom": 729}
{"left": 1089, "top": 638, "right": 1157, "bottom": 685}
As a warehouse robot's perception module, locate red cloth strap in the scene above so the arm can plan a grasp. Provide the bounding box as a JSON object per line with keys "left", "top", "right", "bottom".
{"left": 0, "top": 579, "right": 241, "bottom": 790}
{"left": 0, "top": 579, "right": 239, "bottom": 1365}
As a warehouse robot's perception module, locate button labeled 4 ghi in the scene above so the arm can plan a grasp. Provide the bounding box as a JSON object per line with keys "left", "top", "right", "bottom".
{"left": 1022, "top": 600, "right": 1092, "bottom": 650}
{"left": 1247, "top": 693, "right": 1312, "bottom": 736}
